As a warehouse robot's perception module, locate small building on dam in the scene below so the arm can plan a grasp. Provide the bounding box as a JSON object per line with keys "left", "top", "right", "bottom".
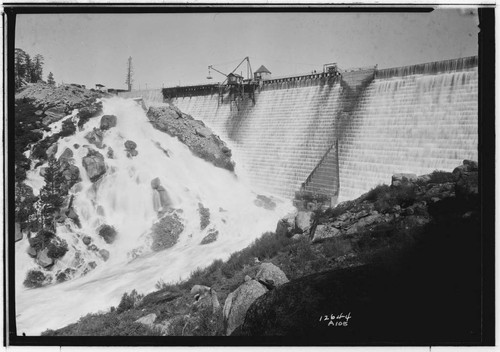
{"left": 119, "top": 56, "right": 478, "bottom": 206}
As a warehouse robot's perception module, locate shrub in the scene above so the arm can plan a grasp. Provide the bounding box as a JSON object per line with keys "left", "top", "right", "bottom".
{"left": 28, "top": 229, "right": 56, "bottom": 251}
{"left": 321, "top": 237, "right": 354, "bottom": 258}
{"left": 428, "top": 170, "right": 455, "bottom": 184}
{"left": 46, "top": 238, "right": 68, "bottom": 259}
{"left": 24, "top": 270, "right": 46, "bottom": 288}
{"left": 117, "top": 289, "right": 144, "bottom": 313}
{"left": 367, "top": 184, "right": 417, "bottom": 213}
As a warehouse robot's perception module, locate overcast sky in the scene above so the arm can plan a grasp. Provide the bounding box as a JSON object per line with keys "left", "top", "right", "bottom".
{"left": 15, "top": 9, "right": 478, "bottom": 90}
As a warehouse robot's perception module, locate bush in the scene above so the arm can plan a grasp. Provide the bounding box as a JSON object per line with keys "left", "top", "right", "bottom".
{"left": 116, "top": 289, "right": 144, "bottom": 313}
{"left": 321, "top": 237, "right": 354, "bottom": 258}
{"left": 363, "top": 184, "right": 417, "bottom": 213}
{"left": 46, "top": 238, "right": 68, "bottom": 259}
{"left": 28, "top": 229, "right": 55, "bottom": 251}
{"left": 428, "top": 170, "right": 455, "bottom": 184}
{"left": 24, "top": 270, "right": 46, "bottom": 288}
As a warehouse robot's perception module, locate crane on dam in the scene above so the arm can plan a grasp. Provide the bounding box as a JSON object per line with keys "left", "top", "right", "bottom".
{"left": 207, "top": 57, "right": 257, "bottom": 109}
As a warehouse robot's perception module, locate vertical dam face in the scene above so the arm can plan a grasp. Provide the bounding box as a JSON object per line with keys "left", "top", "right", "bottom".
{"left": 338, "top": 59, "right": 478, "bottom": 201}
{"left": 123, "top": 56, "right": 478, "bottom": 203}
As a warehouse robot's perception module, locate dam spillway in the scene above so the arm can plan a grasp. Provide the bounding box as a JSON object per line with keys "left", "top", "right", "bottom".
{"left": 120, "top": 56, "right": 478, "bottom": 203}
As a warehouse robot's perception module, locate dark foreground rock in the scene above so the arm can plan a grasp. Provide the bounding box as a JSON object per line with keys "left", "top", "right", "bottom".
{"left": 147, "top": 105, "right": 235, "bottom": 171}
{"left": 234, "top": 193, "right": 481, "bottom": 343}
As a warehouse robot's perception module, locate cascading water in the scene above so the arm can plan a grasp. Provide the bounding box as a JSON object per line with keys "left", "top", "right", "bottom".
{"left": 16, "top": 97, "right": 293, "bottom": 335}
{"left": 338, "top": 68, "right": 478, "bottom": 201}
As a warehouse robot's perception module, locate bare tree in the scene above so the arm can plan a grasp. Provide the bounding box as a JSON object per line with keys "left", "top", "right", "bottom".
{"left": 125, "top": 56, "right": 133, "bottom": 91}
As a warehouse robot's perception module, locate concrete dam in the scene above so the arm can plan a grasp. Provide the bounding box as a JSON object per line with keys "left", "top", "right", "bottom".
{"left": 120, "top": 56, "right": 478, "bottom": 203}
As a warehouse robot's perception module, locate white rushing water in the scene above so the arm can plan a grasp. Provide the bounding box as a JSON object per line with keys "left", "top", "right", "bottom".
{"left": 15, "top": 97, "right": 293, "bottom": 335}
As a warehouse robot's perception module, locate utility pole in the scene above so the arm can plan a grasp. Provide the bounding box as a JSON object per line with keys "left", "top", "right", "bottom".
{"left": 125, "top": 56, "right": 134, "bottom": 91}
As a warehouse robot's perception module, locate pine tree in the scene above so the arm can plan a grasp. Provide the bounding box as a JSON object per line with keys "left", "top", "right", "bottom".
{"left": 14, "top": 48, "right": 27, "bottom": 90}
{"left": 47, "top": 72, "right": 55, "bottom": 86}
{"left": 33, "top": 54, "right": 45, "bottom": 82}
{"left": 39, "top": 157, "right": 65, "bottom": 230}
{"left": 24, "top": 53, "right": 34, "bottom": 83}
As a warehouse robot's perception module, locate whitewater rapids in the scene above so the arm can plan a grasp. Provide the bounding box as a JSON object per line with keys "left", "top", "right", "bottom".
{"left": 15, "top": 97, "right": 293, "bottom": 335}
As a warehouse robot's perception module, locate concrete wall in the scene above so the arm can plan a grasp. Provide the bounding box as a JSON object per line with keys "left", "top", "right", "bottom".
{"left": 338, "top": 64, "right": 478, "bottom": 201}
{"left": 122, "top": 57, "right": 478, "bottom": 203}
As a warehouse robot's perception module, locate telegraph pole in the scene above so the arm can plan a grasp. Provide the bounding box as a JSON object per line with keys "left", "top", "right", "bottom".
{"left": 125, "top": 56, "right": 134, "bottom": 91}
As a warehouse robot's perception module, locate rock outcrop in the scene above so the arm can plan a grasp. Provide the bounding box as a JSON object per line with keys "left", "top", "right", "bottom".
{"left": 82, "top": 149, "right": 106, "bottom": 182}
{"left": 100, "top": 115, "right": 117, "bottom": 130}
{"left": 147, "top": 105, "right": 235, "bottom": 171}
{"left": 98, "top": 224, "right": 117, "bottom": 244}
{"left": 223, "top": 262, "right": 289, "bottom": 335}
{"left": 223, "top": 279, "right": 267, "bottom": 336}
{"left": 200, "top": 229, "right": 218, "bottom": 245}
{"left": 151, "top": 177, "right": 173, "bottom": 212}
{"left": 125, "top": 140, "right": 138, "bottom": 157}
{"left": 150, "top": 213, "right": 184, "bottom": 251}
{"left": 255, "top": 262, "right": 289, "bottom": 287}
{"left": 85, "top": 128, "right": 105, "bottom": 149}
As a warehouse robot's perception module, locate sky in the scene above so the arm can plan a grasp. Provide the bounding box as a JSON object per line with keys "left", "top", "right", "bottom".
{"left": 15, "top": 9, "right": 479, "bottom": 90}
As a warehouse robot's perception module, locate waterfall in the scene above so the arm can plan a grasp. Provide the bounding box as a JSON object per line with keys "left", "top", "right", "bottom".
{"left": 15, "top": 97, "right": 293, "bottom": 335}
{"left": 174, "top": 83, "right": 343, "bottom": 199}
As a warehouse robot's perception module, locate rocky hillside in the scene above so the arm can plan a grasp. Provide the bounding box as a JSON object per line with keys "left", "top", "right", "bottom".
{"left": 147, "top": 105, "right": 235, "bottom": 172}
{"left": 43, "top": 160, "right": 480, "bottom": 342}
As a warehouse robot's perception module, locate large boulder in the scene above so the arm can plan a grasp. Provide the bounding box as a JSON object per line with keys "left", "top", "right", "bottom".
{"left": 82, "top": 149, "right": 106, "bottom": 182}
{"left": 453, "top": 160, "right": 478, "bottom": 201}
{"left": 100, "top": 115, "right": 117, "bottom": 130}
{"left": 125, "top": 140, "right": 138, "bottom": 158}
{"left": 295, "top": 211, "right": 314, "bottom": 234}
{"left": 234, "top": 265, "right": 398, "bottom": 337}
{"left": 36, "top": 248, "right": 54, "bottom": 268}
{"left": 312, "top": 223, "right": 341, "bottom": 242}
{"left": 223, "top": 279, "right": 268, "bottom": 335}
{"left": 59, "top": 162, "right": 80, "bottom": 191}
{"left": 42, "top": 106, "right": 66, "bottom": 126}
{"left": 58, "top": 148, "right": 73, "bottom": 162}
{"left": 276, "top": 213, "right": 297, "bottom": 238}
{"left": 255, "top": 262, "right": 289, "bottom": 287}
{"left": 98, "top": 224, "right": 117, "bottom": 244}
{"left": 391, "top": 173, "right": 417, "bottom": 187}
{"left": 345, "top": 213, "right": 383, "bottom": 235}
{"left": 46, "top": 143, "right": 58, "bottom": 159}
{"left": 84, "top": 128, "right": 105, "bottom": 149}
{"left": 150, "top": 213, "right": 184, "bottom": 251}
{"left": 200, "top": 229, "right": 218, "bottom": 245}
{"left": 124, "top": 140, "right": 137, "bottom": 150}
{"left": 198, "top": 203, "right": 210, "bottom": 230}
{"left": 151, "top": 177, "right": 173, "bottom": 211}
{"left": 15, "top": 222, "right": 23, "bottom": 242}
{"left": 147, "top": 105, "right": 235, "bottom": 171}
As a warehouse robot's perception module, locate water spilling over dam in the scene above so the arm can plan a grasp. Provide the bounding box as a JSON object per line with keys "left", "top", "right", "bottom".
{"left": 120, "top": 56, "right": 478, "bottom": 203}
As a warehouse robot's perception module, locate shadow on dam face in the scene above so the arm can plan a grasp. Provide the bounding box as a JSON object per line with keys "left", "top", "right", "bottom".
{"left": 120, "top": 56, "right": 478, "bottom": 204}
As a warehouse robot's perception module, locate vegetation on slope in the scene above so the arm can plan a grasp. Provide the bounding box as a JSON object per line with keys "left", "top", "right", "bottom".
{"left": 42, "top": 163, "right": 480, "bottom": 338}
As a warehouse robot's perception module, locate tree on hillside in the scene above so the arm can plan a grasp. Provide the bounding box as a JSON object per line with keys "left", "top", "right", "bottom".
{"left": 39, "top": 157, "right": 65, "bottom": 230}
{"left": 33, "top": 54, "right": 45, "bottom": 83}
{"left": 125, "top": 56, "right": 133, "bottom": 91}
{"left": 14, "top": 48, "right": 27, "bottom": 89}
{"left": 14, "top": 49, "right": 46, "bottom": 89}
{"left": 24, "top": 53, "right": 34, "bottom": 83}
{"left": 47, "top": 72, "right": 55, "bottom": 86}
